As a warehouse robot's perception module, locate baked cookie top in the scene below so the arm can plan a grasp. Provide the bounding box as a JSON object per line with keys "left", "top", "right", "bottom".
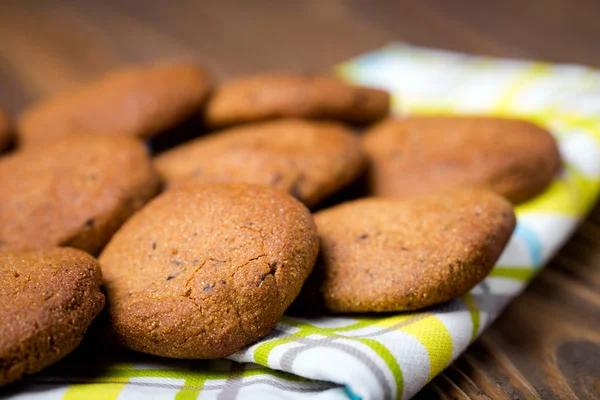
{"left": 18, "top": 62, "right": 211, "bottom": 148}
{"left": 0, "top": 136, "right": 161, "bottom": 254}
{"left": 362, "top": 116, "right": 562, "bottom": 204}
{"left": 100, "top": 183, "right": 319, "bottom": 359}
{"left": 154, "top": 119, "right": 365, "bottom": 207}
{"left": 305, "top": 189, "right": 515, "bottom": 312}
{"left": 204, "top": 73, "right": 390, "bottom": 127}
{"left": 0, "top": 247, "right": 105, "bottom": 386}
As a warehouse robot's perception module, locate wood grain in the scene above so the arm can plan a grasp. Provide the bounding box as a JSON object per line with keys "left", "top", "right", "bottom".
{"left": 0, "top": 1, "right": 599, "bottom": 398}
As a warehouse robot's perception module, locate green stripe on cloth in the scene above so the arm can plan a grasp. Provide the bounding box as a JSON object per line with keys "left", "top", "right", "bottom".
{"left": 175, "top": 376, "right": 206, "bottom": 400}
{"left": 255, "top": 319, "right": 405, "bottom": 399}
{"left": 488, "top": 267, "right": 536, "bottom": 282}
{"left": 460, "top": 293, "right": 481, "bottom": 341}
{"left": 281, "top": 316, "right": 387, "bottom": 333}
{"left": 351, "top": 338, "right": 403, "bottom": 400}
{"left": 254, "top": 336, "right": 298, "bottom": 366}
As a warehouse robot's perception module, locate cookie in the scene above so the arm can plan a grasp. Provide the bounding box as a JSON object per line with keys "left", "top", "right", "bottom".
{"left": 18, "top": 62, "right": 211, "bottom": 148}
{"left": 154, "top": 119, "right": 365, "bottom": 207}
{"left": 204, "top": 74, "right": 390, "bottom": 128}
{"left": 302, "top": 189, "right": 515, "bottom": 312}
{"left": 0, "top": 136, "right": 161, "bottom": 254}
{"left": 0, "top": 108, "right": 13, "bottom": 152}
{"left": 0, "top": 247, "right": 105, "bottom": 386}
{"left": 362, "top": 116, "right": 562, "bottom": 204}
{"left": 99, "top": 183, "right": 318, "bottom": 358}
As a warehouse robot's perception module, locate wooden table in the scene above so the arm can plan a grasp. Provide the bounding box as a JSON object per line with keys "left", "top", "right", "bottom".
{"left": 1, "top": 1, "right": 598, "bottom": 398}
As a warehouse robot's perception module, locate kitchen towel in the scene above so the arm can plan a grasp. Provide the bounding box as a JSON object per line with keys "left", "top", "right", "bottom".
{"left": 6, "top": 44, "right": 600, "bottom": 400}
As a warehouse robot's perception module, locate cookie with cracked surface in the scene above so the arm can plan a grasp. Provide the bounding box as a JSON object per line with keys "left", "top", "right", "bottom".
{"left": 0, "top": 247, "right": 105, "bottom": 386}
{"left": 204, "top": 73, "right": 390, "bottom": 128}
{"left": 362, "top": 116, "right": 562, "bottom": 204}
{"left": 0, "top": 108, "right": 12, "bottom": 152}
{"left": 0, "top": 136, "right": 161, "bottom": 254}
{"left": 300, "top": 189, "right": 515, "bottom": 312}
{"left": 18, "top": 62, "right": 211, "bottom": 148}
{"left": 154, "top": 119, "right": 365, "bottom": 207}
{"left": 99, "top": 183, "right": 319, "bottom": 358}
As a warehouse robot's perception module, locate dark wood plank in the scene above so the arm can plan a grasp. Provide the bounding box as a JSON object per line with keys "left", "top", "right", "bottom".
{"left": 417, "top": 199, "right": 600, "bottom": 399}
{"left": 0, "top": 1, "right": 599, "bottom": 398}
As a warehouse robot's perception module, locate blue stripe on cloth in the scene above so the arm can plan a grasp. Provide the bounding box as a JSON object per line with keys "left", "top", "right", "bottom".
{"left": 344, "top": 385, "right": 362, "bottom": 400}
{"left": 514, "top": 221, "right": 543, "bottom": 266}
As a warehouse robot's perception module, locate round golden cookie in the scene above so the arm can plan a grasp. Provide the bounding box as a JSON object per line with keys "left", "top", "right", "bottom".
{"left": 0, "top": 136, "right": 161, "bottom": 254}
{"left": 18, "top": 62, "right": 211, "bottom": 148}
{"left": 204, "top": 74, "right": 390, "bottom": 128}
{"left": 362, "top": 116, "right": 562, "bottom": 204}
{"left": 99, "top": 183, "right": 319, "bottom": 359}
{"left": 0, "top": 247, "right": 105, "bottom": 386}
{"left": 154, "top": 119, "right": 365, "bottom": 207}
{"left": 304, "top": 190, "right": 515, "bottom": 312}
{"left": 0, "top": 108, "right": 12, "bottom": 152}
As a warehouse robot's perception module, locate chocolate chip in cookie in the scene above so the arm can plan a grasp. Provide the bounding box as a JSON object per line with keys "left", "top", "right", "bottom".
{"left": 100, "top": 183, "right": 319, "bottom": 358}
{"left": 299, "top": 189, "right": 515, "bottom": 312}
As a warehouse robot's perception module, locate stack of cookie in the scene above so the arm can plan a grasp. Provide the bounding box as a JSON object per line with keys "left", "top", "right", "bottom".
{"left": 0, "top": 63, "right": 562, "bottom": 386}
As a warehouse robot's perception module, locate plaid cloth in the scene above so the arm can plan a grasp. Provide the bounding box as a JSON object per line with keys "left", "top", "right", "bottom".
{"left": 6, "top": 44, "right": 600, "bottom": 400}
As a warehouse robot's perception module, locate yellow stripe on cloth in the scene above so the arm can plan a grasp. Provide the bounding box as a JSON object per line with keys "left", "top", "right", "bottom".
{"left": 516, "top": 167, "right": 600, "bottom": 217}
{"left": 256, "top": 318, "right": 405, "bottom": 399}
{"left": 493, "top": 63, "right": 550, "bottom": 113}
{"left": 400, "top": 315, "right": 453, "bottom": 381}
{"left": 63, "top": 383, "right": 125, "bottom": 400}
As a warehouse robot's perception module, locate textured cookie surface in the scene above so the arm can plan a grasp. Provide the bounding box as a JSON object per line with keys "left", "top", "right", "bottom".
{"left": 18, "top": 62, "right": 211, "bottom": 148}
{"left": 155, "top": 119, "right": 365, "bottom": 207}
{"left": 0, "top": 108, "right": 12, "bottom": 152}
{"left": 205, "top": 74, "right": 390, "bottom": 127}
{"left": 362, "top": 116, "right": 562, "bottom": 204}
{"left": 100, "top": 183, "right": 319, "bottom": 358}
{"left": 305, "top": 190, "right": 515, "bottom": 312}
{"left": 0, "top": 247, "right": 105, "bottom": 386}
{"left": 0, "top": 136, "right": 161, "bottom": 254}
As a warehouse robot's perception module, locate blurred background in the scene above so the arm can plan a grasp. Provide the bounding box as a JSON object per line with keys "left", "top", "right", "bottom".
{"left": 1, "top": 0, "right": 600, "bottom": 116}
